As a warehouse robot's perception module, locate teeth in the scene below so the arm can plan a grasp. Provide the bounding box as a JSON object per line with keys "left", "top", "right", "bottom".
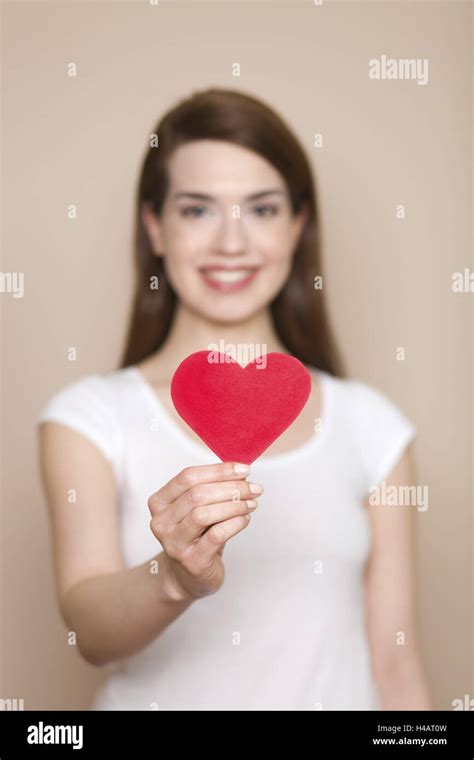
{"left": 203, "top": 269, "right": 253, "bottom": 283}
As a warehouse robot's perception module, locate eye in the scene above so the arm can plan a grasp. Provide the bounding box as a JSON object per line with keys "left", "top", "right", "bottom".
{"left": 253, "top": 204, "right": 279, "bottom": 217}
{"left": 180, "top": 205, "right": 207, "bottom": 218}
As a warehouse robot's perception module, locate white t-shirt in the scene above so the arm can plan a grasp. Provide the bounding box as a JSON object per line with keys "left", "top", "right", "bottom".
{"left": 36, "top": 364, "right": 416, "bottom": 711}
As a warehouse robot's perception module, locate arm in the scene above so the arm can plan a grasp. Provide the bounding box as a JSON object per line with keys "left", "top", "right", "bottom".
{"left": 38, "top": 421, "right": 195, "bottom": 668}
{"left": 363, "top": 443, "right": 434, "bottom": 709}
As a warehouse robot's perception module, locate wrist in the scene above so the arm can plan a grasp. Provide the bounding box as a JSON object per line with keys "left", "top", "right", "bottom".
{"left": 160, "top": 553, "right": 196, "bottom": 604}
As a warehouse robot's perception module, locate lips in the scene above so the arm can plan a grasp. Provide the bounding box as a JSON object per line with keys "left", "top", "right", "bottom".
{"left": 199, "top": 266, "right": 259, "bottom": 293}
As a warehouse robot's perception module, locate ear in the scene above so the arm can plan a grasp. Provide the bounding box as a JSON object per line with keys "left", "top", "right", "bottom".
{"left": 141, "top": 202, "right": 165, "bottom": 257}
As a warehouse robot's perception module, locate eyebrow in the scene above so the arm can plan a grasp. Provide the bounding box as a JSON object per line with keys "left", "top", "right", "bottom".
{"left": 171, "top": 189, "right": 286, "bottom": 202}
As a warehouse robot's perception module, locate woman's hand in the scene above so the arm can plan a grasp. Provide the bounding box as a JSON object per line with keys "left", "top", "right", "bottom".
{"left": 148, "top": 462, "right": 262, "bottom": 601}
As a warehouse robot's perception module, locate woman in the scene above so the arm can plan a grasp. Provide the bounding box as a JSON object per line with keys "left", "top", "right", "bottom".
{"left": 37, "top": 88, "right": 432, "bottom": 710}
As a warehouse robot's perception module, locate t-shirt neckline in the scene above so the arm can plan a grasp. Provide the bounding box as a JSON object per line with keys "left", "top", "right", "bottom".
{"left": 127, "top": 362, "right": 333, "bottom": 467}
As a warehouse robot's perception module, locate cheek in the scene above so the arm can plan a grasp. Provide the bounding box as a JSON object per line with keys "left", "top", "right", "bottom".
{"left": 161, "top": 226, "right": 204, "bottom": 276}
{"left": 161, "top": 230, "right": 210, "bottom": 303}
{"left": 163, "top": 253, "right": 197, "bottom": 299}
{"left": 250, "top": 218, "right": 293, "bottom": 255}
{"left": 257, "top": 232, "right": 294, "bottom": 273}
{"left": 261, "top": 255, "right": 293, "bottom": 296}
{"left": 255, "top": 232, "right": 295, "bottom": 296}
{"left": 165, "top": 223, "right": 198, "bottom": 256}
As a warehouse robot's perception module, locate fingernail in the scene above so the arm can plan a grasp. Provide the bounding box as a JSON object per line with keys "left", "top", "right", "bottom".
{"left": 246, "top": 499, "right": 258, "bottom": 510}
{"left": 249, "top": 483, "right": 263, "bottom": 494}
{"left": 234, "top": 463, "right": 250, "bottom": 474}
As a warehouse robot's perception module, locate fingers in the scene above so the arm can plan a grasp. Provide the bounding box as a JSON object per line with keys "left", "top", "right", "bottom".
{"left": 170, "top": 479, "right": 263, "bottom": 522}
{"left": 198, "top": 514, "right": 252, "bottom": 563}
{"left": 148, "top": 463, "right": 262, "bottom": 578}
{"left": 148, "top": 462, "right": 250, "bottom": 513}
{"left": 176, "top": 498, "right": 258, "bottom": 546}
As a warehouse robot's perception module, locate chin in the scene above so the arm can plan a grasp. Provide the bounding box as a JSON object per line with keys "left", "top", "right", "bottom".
{"left": 196, "top": 300, "right": 265, "bottom": 325}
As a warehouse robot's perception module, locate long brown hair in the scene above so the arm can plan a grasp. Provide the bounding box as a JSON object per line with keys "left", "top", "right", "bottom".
{"left": 120, "top": 88, "right": 345, "bottom": 377}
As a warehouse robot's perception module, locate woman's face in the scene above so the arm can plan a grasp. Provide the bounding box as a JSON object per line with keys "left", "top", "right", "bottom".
{"left": 142, "top": 139, "right": 307, "bottom": 323}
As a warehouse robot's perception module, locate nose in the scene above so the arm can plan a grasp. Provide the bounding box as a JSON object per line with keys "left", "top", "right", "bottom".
{"left": 214, "top": 211, "right": 247, "bottom": 256}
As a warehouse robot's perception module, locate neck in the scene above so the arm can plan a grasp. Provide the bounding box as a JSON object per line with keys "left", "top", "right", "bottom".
{"left": 147, "top": 302, "right": 289, "bottom": 377}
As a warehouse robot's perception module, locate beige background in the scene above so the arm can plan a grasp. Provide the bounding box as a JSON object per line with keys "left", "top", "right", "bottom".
{"left": 1, "top": 0, "right": 472, "bottom": 710}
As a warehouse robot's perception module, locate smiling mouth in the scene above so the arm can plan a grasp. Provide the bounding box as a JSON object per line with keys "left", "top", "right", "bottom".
{"left": 199, "top": 267, "right": 260, "bottom": 292}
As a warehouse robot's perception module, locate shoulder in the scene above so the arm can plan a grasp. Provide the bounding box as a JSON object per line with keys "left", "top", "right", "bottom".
{"left": 321, "top": 371, "right": 417, "bottom": 489}
{"left": 36, "top": 368, "right": 133, "bottom": 480}
{"left": 37, "top": 369, "right": 131, "bottom": 419}
{"left": 322, "top": 371, "right": 413, "bottom": 425}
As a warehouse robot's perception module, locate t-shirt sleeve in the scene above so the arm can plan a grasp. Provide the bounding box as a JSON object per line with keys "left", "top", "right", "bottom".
{"left": 350, "top": 379, "right": 417, "bottom": 490}
{"left": 36, "top": 374, "right": 123, "bottom": 481}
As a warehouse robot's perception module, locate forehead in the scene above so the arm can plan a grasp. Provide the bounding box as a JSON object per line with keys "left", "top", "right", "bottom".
{"left": 166, "top": 140, "right": 285, "bottom": 196}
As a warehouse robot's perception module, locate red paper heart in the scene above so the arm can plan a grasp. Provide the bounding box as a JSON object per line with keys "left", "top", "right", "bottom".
{"left": 170, "top": 350, "right": 312, "bottom": 464}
